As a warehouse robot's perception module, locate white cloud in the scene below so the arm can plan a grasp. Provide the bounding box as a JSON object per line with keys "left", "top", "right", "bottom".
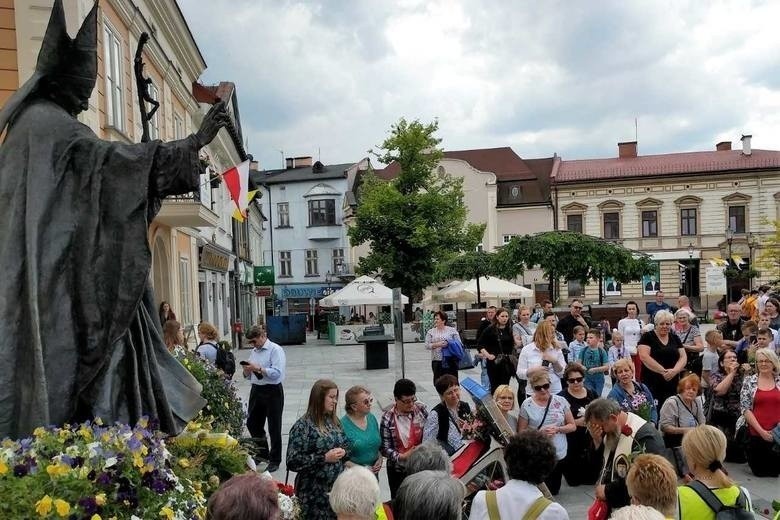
{"left": 179, "top": 0, "right": 780, "bottom": 168}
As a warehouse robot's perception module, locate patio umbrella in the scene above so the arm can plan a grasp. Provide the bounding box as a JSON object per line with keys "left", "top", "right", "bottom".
{"left": 440, "top": 276, "right": 532, "bottom": 304}
{"left": 319, "top": 275, "right": 409, "bottom": 306}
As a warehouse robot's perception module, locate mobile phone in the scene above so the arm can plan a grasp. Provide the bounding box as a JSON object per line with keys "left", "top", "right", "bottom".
{"left": 239, "top": 360, "right": 250, "bottom": 366}
{"left": 748, "top": 335, "right": 757, "bottom": 344}
{"left": 542, "top": 360, "right": 551, "bottom": 367}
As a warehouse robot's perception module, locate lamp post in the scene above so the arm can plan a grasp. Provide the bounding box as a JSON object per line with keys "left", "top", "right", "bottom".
{"left": 747, "top": 233, "right": 757, "bottom": 290}
{"left": 725, "top": 227, "right": 734, "bottom": 302}
{"left": 325, "top": 270, "right": 332, "bottom": 296}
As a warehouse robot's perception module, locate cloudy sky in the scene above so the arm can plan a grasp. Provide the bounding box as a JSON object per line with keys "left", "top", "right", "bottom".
{"left": 179, "top": 0, "right": 780, "bottom": 170}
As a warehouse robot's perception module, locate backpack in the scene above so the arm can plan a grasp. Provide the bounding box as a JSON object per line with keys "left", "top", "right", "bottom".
{"left": 215, "top": 345, "right": 236, "bottom": 377}
{"left": 686, "top": 480, "right": 755, "bottom": 519}
{"left": 485, "top": 490, "right": 551, "bottom": 520}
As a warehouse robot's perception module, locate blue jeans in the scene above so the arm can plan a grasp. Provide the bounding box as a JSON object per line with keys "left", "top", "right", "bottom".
{"left": 584, "top": 375, "right": 604, "bottom": 397}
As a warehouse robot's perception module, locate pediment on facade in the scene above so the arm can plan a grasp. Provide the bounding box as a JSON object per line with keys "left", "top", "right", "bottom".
{"left": 561, "top": 202, "right": 588, "bottom": 212}
{"left": 597, "top": 199, "right": 625, "bottom": 209}
{"left": 303, "top": 183, "right": 341, "bottom": 198}
{"left": 721, "top": 192, "right": 752, "bottom": 202}
{"left": 674, "top": 195, "right": 703, "bottom": 205}
{"left": 635, "top": 197, "right": 663, "bottom": 208}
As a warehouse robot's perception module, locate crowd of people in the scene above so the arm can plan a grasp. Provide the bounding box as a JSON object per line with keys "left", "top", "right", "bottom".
{"left": 197, "top": 288, "right": 779, "bottom": 520}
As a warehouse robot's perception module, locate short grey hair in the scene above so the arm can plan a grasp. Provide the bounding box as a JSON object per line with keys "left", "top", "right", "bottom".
{"left": 328, "top": 465, "right": 380, "bottom": 519}
{"left": 673, "top": 309, "right": 690, "bottom": 322}
{"left": 654, "top": 309, "right": 674, "bottom": 326}
{"left": 608, "top": 505, "right": 665, "bottom": 520}
{"left": 395, "top": 470, "right": 464, "bottom": 520}
{"left": 584, "top": 398, "right": 621, "bottom": 423}
{"left": 405, "top": 441, "right": 452, "bottom": 475}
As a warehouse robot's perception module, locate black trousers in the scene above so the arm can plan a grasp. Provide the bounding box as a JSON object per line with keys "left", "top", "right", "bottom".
{"left": 746, "top": 434, "right": 780, "bottom": 477}
{"left": 387, "top": 464, "right": 406, "bottom": 499}
{"left": 247, "top": 383, "right": 284, "bottom": 465}
{"left": 431, "top": 360, "right": 457, "bottom": 386}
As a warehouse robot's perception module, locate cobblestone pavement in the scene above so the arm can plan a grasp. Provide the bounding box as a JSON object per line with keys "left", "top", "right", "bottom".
{"left": 232, "top": 333, "right": 778, "bottom": 518}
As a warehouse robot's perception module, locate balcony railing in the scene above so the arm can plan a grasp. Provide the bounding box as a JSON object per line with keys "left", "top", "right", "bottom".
{"left": 155, "top": 190, "right": 219, "bottom": 228}
{"left": 333, "top": 262, "right": 355, "bottom": 277}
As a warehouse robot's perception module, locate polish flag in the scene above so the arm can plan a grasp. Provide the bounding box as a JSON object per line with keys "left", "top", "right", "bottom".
{"left": 222, "top": 160, "right": 250, "bottom": 218}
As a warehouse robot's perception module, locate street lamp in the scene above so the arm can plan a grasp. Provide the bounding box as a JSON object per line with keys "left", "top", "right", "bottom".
{"left": 725, "top": 227, "right": 734, "bottom": 301}
{"left": 325, "top": 271, "right": 332, "bottom": 295}
{"left": 747, "top": 233, "right": 758, "bottom": 289}
{"left": 687, "top": 243, "right": 694, "bottom": 259}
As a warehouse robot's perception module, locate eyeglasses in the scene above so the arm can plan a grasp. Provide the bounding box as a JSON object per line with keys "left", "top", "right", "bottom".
{"left": 362, "top": 397, "right": 374, "bottom": 405}
{"left": 567, "top": 377, "right": 584, "bottom": 384}
{"left": 397, "top": 396, "right": 417, "bottom": 405}
{"left": 572, "top": 306, "right": 583, "bottom": 310}
{"left": 533, "top": 383, "right": 551, "bottom": 392}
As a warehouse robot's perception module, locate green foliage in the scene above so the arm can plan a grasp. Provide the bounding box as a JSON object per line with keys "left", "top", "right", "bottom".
{"left": 494, "top": 231, "right": 656, "bottom": 285}
{"left": 177, "top": 352, "right": 246, "bottom": 438}
{"left": 723, "top": 266, "right": 760, "bottom": 280}
{"left": 349, "top": 118, "right": 485, "bottom": 301}
{"left": 434, "top": 250, "right": 503, "bottom": 283}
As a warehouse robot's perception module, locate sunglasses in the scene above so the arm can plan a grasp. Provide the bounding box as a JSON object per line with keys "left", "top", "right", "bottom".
{"left": 572, "top": 306, "right": 583, "bottom": 310}
{"left": 533, "top": 383, "right": 551, "bottom": 392}
{"left": 567, "top": 377, "right": 584, "bottom": 384}
{"left": 362, "top": 397, "right": 374, "bottom": 405}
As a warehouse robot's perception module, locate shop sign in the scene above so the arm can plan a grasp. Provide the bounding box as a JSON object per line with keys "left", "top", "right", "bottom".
{"left": 276, "top": 284, "right": 340, "bottom": 300}
{"left": 256, "top": 286, "right": 273, "bottom": 297}
{"left": 200, "top": 246, "right": 231, "bottom": 272}
{"left": 254, "top": 265, "right": 275, "bottom": 286}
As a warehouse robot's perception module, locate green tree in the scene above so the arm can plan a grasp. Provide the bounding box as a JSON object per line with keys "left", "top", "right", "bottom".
{"left": 348, "top": 118, "right": 485, "bottom": 306}
{"left": 493, "top": 231, "right": 657, "bottom": 303}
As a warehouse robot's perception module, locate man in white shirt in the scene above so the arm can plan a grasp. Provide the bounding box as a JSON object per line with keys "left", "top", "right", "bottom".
{"left": 243, "top": 325, "right": 286, "bottom": 472}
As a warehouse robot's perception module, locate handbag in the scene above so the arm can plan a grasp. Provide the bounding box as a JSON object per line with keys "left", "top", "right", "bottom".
{"left": 458, "top": 348, "right": 475, "bottom": 370}
{"left": 587, "top": 499, "right": 609, "bottom": 520}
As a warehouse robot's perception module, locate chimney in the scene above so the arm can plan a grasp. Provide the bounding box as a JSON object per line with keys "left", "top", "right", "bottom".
{"left": 285, "top": 156, "right": 313, "bottom": 169}
{"left": 285, "top": 157, "right": 295, "bottom": 169}
{"left": 618, "top": 141, "right": 637, "bottom": 158}
{"left": 740, "top": 135, "right": 752, "bottom": 156}
{"left": 716, "top": 141, "right": 731, "bottom": 151}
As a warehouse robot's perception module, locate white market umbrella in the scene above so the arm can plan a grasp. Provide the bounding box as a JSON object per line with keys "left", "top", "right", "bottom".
{"left": 440, "top": 276, "right": 533, "bottom": 302}
{"left": 319, "top": 275, "right": 409, "bottom": 306}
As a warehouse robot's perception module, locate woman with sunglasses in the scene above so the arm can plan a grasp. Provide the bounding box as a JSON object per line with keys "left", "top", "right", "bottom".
{"left": 557, "top": 362, "right": 600, "bottom": 487}
{"left": 518, "top": 371, "right": 576, "bottom": 495}
{"left": 342, "top": 385, "right": 382, "bottom": 476}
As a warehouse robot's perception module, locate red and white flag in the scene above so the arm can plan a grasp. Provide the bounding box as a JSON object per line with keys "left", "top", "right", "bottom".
{"left": 221, "top": 160, "right": 250, "bottom": 218}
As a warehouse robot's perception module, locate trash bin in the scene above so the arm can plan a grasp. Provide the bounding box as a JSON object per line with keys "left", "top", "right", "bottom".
{"left": 356, "top": 325, "right": 394, "bottom": 370}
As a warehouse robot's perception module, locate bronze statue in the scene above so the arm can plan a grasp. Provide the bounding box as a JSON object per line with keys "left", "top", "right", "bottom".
{"left": 0, "top": 0, "right": 230, "bottom": 438}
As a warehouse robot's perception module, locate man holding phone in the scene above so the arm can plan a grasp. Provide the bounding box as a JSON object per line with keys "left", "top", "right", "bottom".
{"left": 244, "top": 326, "right": 286, "bottom": 472}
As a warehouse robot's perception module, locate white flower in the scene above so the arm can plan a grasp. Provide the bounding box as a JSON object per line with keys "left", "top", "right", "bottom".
{"left": 278, "top": 494, "right": 295, "bottom": 519}
{"left": 578, "top": 406, "right": 586, "bottom": 417}
{"left": 104, "top": 456, "right": 117, "bottom": 468}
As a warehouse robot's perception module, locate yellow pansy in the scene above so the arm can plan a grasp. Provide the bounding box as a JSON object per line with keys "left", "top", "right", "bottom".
{"left": 94, "top": 417, "right": 104, "bottom": 425}
{"left": 33, "top": 427, "right": 47, "bottom": 438}
{"left": 159, "top": 506, "right": 175, "bottom": 520}
{"left": 95, "top": 493, "right": 107, "bottom": 506}
{"left": 178, "top": 458, "right": 190, "bottom": 468}
{"left": 35, "top": 495, "right": 52, "bottom": 516}
{"left": 91, "top": 515, "right": 102, "bottom": 520}
{"left": 46, "top": 463, "right": 69, "bottom": 477}
{"left": 78, "top": 426, "right": 93, "bottom": 440}
{"left": 0, "top": 460, "right": 8, "bottom": 475}
{"left": 53, "top": 499, "right": 70, "bottom": 517}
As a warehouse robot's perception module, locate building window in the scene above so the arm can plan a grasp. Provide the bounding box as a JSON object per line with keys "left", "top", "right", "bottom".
{"left": 308, "top": 199, "right": 336, "bottom": 226}
{"left": 641, "top": 210, "right": 658, "bottom": 237}
{"left": 178, "top": 257, "right": 192, "bottom": 325}
{"left": 603, "top": 212, "right": 620, "bottom": 239}
{"left": 332, "top": 248, "right": 344, "bottom": 273}
{"left": 148, "top": 82, "right": 159, "bottom": 140}
{"left": 476, "top": 243, "right": 484, "bottom": 252}
{"left": 567, "top": 214, "right": 583, "bottom": 233}
{"left": 103, "top": 23, "right": 123, "bottom": 130}
{"left": 173, "top": 113, "right": 184, "bottom": 140}
{"left": 502, "top": 234, "right": 517, "bottom": 245}
{"left": 277, "top": 202, "right": 290, "bottom": 227}
{"left": 567, "top": 280, "right": 584, "bottom": 297}
{"left": 680, "top": 208, "right": 697, "bottom": 236}
{"left": 305, "top": 249, "right": 319, "bottom": 276}
{"left": 279, "top": 251, "right": 292, "bottom": 277}
{"left": 728, "top": 205, "right": 746, "bottom": 233}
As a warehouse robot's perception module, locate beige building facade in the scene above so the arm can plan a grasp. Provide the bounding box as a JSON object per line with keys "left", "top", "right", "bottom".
{"left": 553, "top": 138, "right": 780, "bottom": 310}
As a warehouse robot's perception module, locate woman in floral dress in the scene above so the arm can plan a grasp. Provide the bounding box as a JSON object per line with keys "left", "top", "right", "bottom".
{"left": 607, "top": 358, "right": 658, "bottom": 425}
{"left": 286, "top": 379, "right": 350, "bottom": 519}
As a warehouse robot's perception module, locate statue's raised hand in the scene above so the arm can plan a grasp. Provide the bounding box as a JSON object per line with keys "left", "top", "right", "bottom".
{"left": 195, "top": 101, "right": 230, "bottom": 147}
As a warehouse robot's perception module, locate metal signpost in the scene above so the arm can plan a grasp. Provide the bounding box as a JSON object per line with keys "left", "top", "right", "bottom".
{"left": 392, "top": 288, "right": 405, "bottom": 379}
